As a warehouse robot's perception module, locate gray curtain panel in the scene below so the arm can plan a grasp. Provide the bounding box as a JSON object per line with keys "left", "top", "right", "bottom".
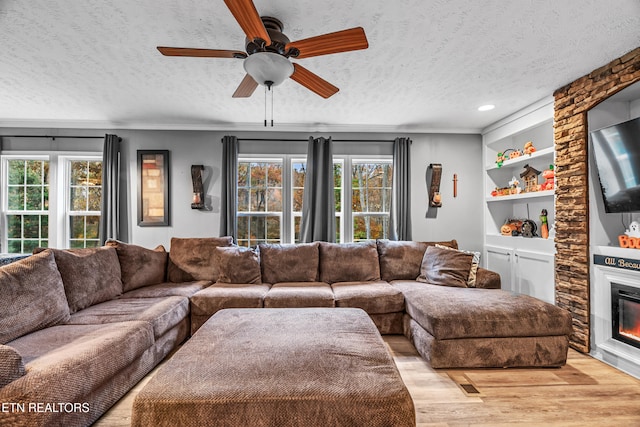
{"left": 389, "top": 137, "right": 412, "bottom": 241}
{"left": 100, "top": 134, "right": 127, "bottom": 244}
{"left": 301, "top": 137, "right": 336, "bottom": 243}
{"left": 220, "top": 135, "right": 239, "bottom": 241}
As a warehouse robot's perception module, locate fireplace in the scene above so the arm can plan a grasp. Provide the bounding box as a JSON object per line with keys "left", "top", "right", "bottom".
{"left": 611, "top": 282, "right": 640, "bottom": 350}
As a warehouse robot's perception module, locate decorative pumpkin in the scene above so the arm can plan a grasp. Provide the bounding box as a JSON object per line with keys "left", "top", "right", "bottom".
{"left": 501, "top": 224, "right": 513, "bottom": 236}
{"left": 540, "top": 165, "right": 554, "bottom": 191}
{"left": 523, "top": 141, "right": 536, "bottom": 155}
{"left": 509, "top": 150, "right": 522, "bottom": 159}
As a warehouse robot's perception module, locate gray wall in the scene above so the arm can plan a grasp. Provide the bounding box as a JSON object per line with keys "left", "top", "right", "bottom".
{"left": 1, "top": 128, "right": 483, "bottom": 252}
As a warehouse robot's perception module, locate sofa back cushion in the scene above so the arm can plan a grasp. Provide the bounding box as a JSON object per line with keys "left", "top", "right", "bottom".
{"left": 106, "top": 240, "right": 168, "bottom": 292}
{"left": 213, "top": 247, "right": 262, "bottom": 284}
{"left": 34, "top": 246, "right": 123, "bottom": 313}
{"left": 319, "top": 241, "right": 380, "bottom": 284}
{"left": 167, "top": 236, "right": 234, "bottom": 282}
{"left": 376, "top": 239, "right": 459, "bottom": 281}
{"left": 0, "top": 250, "right": 70, "bottom": 344}
{"left": 259, "top": 243, "right": 319, "bottom": 284}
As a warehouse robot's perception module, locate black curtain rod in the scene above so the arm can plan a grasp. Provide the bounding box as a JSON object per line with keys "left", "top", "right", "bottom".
{"left": 2, "top": 135, "right": 104, "bottom": 140}
{"left": 233, "top": 138, "right": 396, "bottom": 143}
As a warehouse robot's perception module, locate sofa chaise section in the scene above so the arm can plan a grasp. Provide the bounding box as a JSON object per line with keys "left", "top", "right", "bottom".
{"left": 393, "top": 280, "right": 573, "bottom": 368}
{"left": 1, "top": 321, "right": 155, "bottom": 427}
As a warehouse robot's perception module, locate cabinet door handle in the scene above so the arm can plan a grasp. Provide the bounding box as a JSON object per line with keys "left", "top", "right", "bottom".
{"left": 488, "top": 249, "right": 511, "bottom": 257}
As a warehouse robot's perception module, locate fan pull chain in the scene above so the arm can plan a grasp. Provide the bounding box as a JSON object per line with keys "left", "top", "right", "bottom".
{"left": 270, "top": 85, "right": 274, "bottom": 127}
{"left": 264, "top": 85, "right": 268, "bottom": 127}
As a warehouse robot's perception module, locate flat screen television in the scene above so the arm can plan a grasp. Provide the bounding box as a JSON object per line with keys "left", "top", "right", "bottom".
{"left": 590, "top": 116, "right": 640, "bottom": 213}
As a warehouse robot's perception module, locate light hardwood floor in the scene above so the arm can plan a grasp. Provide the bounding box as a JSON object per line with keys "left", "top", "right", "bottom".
{"left": 95, "top": 336, "right": 640, "bottom": 426}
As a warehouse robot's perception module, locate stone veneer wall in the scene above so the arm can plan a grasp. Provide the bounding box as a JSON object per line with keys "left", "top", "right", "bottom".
{"left": 553, "top": 47, "right": 640, "bottom": 353}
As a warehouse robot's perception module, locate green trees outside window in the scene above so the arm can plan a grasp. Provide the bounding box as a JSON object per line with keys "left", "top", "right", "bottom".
{"left": 6, "top": 160, "right": 49, "bottom": 253}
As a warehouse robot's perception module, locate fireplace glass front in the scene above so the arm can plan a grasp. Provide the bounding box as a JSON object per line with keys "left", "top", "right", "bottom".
{"left": 611, "top": 282, "right": 640, "bottom": 349}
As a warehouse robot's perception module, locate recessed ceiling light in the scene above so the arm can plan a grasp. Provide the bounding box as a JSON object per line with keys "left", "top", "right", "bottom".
{"left": 478, "top": 104, "right": 495, "bottom": 112}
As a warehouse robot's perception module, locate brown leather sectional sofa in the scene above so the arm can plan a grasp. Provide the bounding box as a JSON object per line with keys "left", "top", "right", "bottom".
{"left": 0, "top": 237, "right": 573, "bottom": 426}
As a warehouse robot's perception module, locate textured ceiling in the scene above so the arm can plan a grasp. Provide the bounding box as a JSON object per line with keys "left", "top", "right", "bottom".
{"left": 1, "top": 0, "right": 639, "bottom": 132}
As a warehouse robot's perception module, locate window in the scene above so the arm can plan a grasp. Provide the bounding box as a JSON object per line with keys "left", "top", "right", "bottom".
{"left": 291, "top": 159, "right": 343, "bottom": 243}
{"left": 68, "top": 159, "right": 102, "bottom": 248}
{"left": 5, "top": 158, "right": 49, "bottom": 253}
{"left": 351, "top": 160, "right": 393, "bottom": 242}
{"left": 236, "top": 155, "right": 390, "bottom": 245}
{"left": 1, "top": 154, "right": 102, "bottom": 253}
{"left": 237, "top": 159, "right": 283, "bottom": 247}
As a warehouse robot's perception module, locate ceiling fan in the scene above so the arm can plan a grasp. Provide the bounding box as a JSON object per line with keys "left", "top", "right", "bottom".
{"left": 157, "top": 0, "right": 369, "bottom": 99}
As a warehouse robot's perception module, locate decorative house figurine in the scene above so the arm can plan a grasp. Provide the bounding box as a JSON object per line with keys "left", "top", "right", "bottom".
{"left": 520, "top": 164, "right": 541, "bottom": 192}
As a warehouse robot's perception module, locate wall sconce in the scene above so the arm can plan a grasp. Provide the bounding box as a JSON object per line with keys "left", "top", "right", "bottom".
{"left": 191, "top": 165, "right": 205, "bottom": 210}
{"left": 427, "top": 164, "right": 442, "bottom": 208}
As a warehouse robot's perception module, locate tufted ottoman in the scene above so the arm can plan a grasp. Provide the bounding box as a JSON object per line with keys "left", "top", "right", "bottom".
{"left": 131, "top": 308, "right": 415, "bottom": 427}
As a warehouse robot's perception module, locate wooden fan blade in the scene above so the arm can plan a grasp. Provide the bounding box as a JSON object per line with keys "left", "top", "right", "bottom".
{"left": 223, "top": 0, "right": 271, "bottom": 45}
{"left": 233, "top": 74, "right": 259, "bottom": 98}
{"left": 286, "top": 27, "right": 368, "bottom": 59}
{"left": 290, "top": 63, "right": 339, "bottom": 99}
{"left": 157, "top": 47, "right": 247, "bottom": 59}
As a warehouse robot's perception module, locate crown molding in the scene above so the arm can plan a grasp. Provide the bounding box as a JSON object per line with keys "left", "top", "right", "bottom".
{"left": 0, "top": 118, "right": 482, "bottom": 135}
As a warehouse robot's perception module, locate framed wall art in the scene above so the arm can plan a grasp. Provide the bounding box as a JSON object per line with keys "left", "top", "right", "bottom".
{"left": 137, "top": 150, "right": 170, "bottom": 226}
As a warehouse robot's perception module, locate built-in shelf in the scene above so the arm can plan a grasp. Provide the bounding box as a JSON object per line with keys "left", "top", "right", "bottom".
{"left": 485, "top": 189, "right": 554, "bottom": 202}
{"left": 485, "top": 146, "right": 554, "bottom": 171}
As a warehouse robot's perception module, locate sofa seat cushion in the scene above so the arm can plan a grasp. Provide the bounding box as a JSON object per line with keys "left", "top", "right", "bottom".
{"left": 190, "top": 283, "right": 271, "bottom": 317}
{"left": 264, "top": 282, "right": 335, "bottom": 308}
{"left": 259, "top": 242, "right": 320, "bottom": 284}
{"left": 121, "top": 281, "right": 212, "bottom": 299}
{"left": 0, "top": 250, "right": 70, "bottom": 344}
{"left": 331, "top": 281, "right": 405, "bottom": 314}
{"left": 393, "top": 280, "right": 573, "bottom": 340}
{"left": 0, "top": 344, "right": 25, "bottom": 387}
{"left": 2, "top": 322, "right": 153, "bottom": 406}
{"left": 376, "top": 239, "right": 458, "bottom": 281}
{"left": 66, "top": 297, "right": 189, "bottom": 339}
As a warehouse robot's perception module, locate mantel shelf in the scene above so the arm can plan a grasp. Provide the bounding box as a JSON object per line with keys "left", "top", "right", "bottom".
{"left": 485, "top": 189, "right": 555, "bottom": 202}
{"left": 485, "top": 146, "right": 554, "bottom": 171}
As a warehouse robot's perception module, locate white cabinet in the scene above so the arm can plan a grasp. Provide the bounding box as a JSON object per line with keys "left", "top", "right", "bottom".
{"left": 485, "top": 245, "right": 555, "bottom": 304}
{"left": 482, "top": 98, "right": 556, "bottom": 303}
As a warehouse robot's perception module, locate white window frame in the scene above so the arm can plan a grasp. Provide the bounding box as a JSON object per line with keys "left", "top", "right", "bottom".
{"left": 62, "top": 155, "right": 102, "bottom": 249}
{"left": 237, "top": 156, "right": 287, "bottom": 246}
{"left": 346, "top": 156, "right": 393, "bottom": 243}
{"left": 1, "top": 152, "right": 101, "bottom": 252}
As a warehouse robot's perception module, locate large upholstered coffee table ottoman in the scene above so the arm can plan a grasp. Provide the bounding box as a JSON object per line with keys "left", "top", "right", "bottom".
{"left": 131, "top": 308, "right": 415, "bottom": 427}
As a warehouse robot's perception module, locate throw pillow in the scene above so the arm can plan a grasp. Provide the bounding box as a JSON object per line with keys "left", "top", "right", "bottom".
{"left": 376, "top": 239, "right": 459, "bottom": 281}
{"left": 259, "top": 242, "right": 319, "bottom": 284}
{"left": 213, "top": 246, "right": 262, "bottom": 284}
{"left": 0, "top": 250, "right": 70, "bottom": 344}
{"left": 35, "top": 246, "right": 123, "bottom": 313}
{"left": 416, "top": 245, "right": 474, "bottom": 288}
{"left": 0, "top": 344, "right": 26, "bottom": 387}
{"left": 167, "top": 236, "right": 234, "bottom": 282}
{"left": 435, "top": 244, "right": 481, "bottom": 287}
{"left": 106, "top": 240, "right": 168, "bottom": 292}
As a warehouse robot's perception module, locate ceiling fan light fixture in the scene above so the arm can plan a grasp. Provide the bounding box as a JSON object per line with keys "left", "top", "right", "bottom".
{"left": 243, "top": 52, "right": 294, "bottom": 87}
